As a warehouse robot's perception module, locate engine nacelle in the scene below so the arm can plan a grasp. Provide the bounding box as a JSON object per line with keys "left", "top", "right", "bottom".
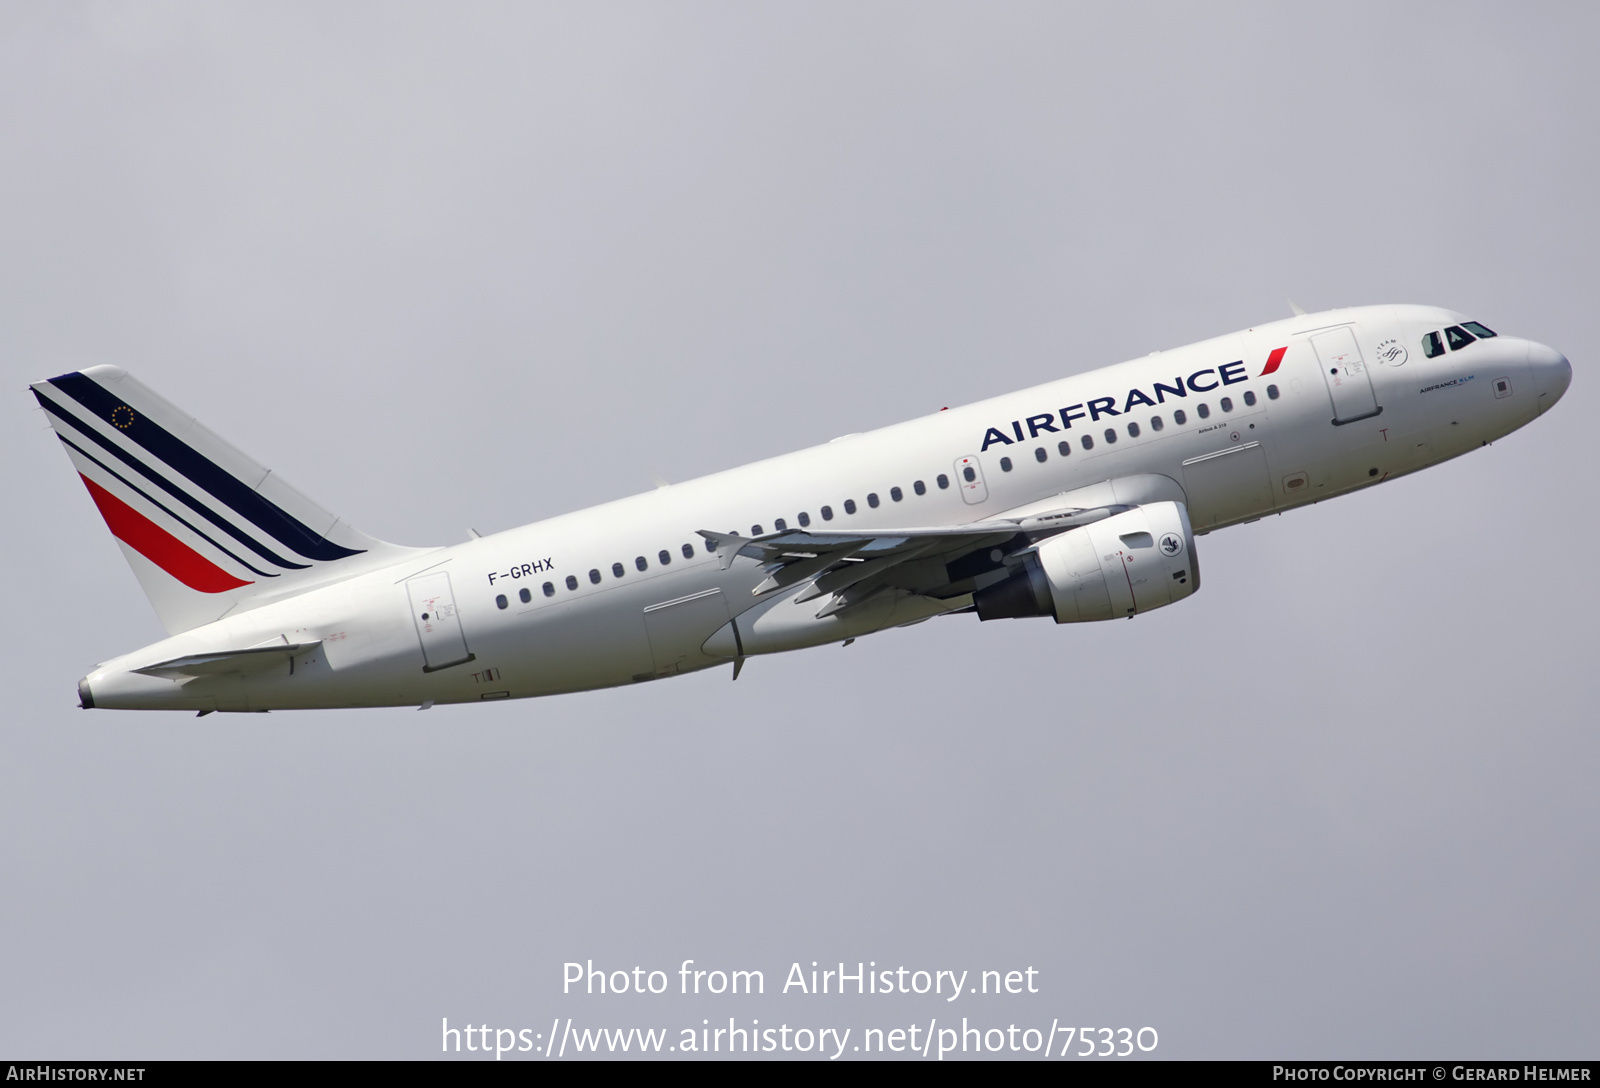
{"left": 974, "top": 501, "right": 1199, "bottom": 622}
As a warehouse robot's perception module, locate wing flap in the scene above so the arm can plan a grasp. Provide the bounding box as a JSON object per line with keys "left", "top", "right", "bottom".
{"left": 794, "top": 545, "right": 937, "bottom": 603}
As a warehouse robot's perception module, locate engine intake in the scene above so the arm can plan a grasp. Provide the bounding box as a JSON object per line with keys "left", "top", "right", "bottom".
{"left": 974, "top": 501, "right": 1199, "bottom": 622}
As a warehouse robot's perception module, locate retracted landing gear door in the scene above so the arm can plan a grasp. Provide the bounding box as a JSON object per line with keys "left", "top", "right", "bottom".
{"left": 645, "top": 588, "right": 730, "bottom": 676}
{"left": 406, "top": 571, "right": 475, "bottom": 672}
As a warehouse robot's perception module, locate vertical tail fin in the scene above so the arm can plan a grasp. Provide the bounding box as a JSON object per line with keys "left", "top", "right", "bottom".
{"left": 31, "top": 365, "right": 428, "bottom": 634}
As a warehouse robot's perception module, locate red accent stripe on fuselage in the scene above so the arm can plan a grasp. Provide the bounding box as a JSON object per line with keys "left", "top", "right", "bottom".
{"left": 1261, "top": 346, "right": 1287, "bottom": 376}
{"left": 79, "top": 474, "right": 252, "bottom": 593}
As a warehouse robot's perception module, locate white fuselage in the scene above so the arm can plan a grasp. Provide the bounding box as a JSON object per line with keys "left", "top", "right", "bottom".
{"left": 81, "top": 304, "right": 1570, "bottom": 712}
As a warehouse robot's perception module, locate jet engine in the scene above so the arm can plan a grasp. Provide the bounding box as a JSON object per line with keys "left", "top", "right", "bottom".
{"left": 974, "top": 501, "right": 1199, "bottom": 622}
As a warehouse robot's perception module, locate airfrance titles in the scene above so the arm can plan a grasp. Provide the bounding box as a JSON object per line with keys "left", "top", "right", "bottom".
{"left": 979, "top": 362, "right": 1252, "bottom": 451}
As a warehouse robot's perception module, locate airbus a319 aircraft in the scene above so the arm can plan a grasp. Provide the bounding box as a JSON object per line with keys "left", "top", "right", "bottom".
{"left": 33, "top": 304, "right": 1569, "bottom": 714}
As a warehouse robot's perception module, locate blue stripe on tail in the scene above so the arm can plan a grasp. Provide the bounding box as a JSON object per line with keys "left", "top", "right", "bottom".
{"left": 46, "top": 372, "right": 364, "bottom": 564}
{"left": 33, "top": 389, "right": 312, "bottom": 571}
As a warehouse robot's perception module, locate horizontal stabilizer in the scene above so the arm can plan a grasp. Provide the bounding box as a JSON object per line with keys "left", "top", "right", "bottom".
{"left": 132, "top": 642, "right": 321, "bottom": 680}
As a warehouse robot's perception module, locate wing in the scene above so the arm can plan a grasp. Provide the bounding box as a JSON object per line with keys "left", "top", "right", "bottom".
{"left": 698, "top": 503, "right": 1136, "bottom": 619}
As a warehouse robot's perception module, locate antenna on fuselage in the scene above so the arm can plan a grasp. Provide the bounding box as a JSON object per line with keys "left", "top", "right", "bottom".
{"left": 1287, "top": 298, "right": 1308, "bottom": 316}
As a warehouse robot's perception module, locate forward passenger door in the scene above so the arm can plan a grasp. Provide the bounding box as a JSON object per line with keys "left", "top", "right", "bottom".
{"left": 1312, "top": 327, "right": 1382, "bottom": 425}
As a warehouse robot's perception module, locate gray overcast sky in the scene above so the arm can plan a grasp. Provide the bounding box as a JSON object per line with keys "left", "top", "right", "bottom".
{"left": 2, "top": 1, "right": 1596, "bottom": 1060}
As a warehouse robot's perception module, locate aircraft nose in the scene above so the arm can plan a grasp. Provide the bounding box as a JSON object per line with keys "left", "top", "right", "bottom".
{"left": 1527, "top": 340, "right": 1572, "bottom": 408}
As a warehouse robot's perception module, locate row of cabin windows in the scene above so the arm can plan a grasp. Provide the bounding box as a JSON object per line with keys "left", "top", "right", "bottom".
{"left": 495, "top": 381, "right": 1284, "bottom": 608}
{"left": 494, "top": 540, "right": 712, "bottom": 608}
{"left": 994, "top": 386, "right": 1278, "bottom": 469}
{"left": 746, "top": 474, "right": 955, "bottom": 536}
{"left": 491, "top": 473, "right": 963, "bottom": 610}
{"left": 1422, "top": 321, "right": 1496, "bottom": 359}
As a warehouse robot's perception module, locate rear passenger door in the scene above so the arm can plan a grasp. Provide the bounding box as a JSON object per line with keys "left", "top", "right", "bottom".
{"left": 406, "top": 571, "right": 475, "bottom": 672}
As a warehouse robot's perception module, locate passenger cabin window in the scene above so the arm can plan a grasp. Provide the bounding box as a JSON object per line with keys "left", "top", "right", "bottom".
{"left": 844, "top": 499, "right": 857, "bottom": 515}
{"left": 1103, "top": 428, "right": 1117, "bottom": 444}
{"left": 1220, "top": 397, "right": 1233, "bottom": 412}
{"left": 751, "top": 525, "right": 762, "bottom": 536}
{"left": 1081, "top": 435, "right": 1094, "bottom": 450}
{"left": 937, "top": 474, "right": 950, "bottom": 489}
{"left": 588, "top": 569, "right": 601, "bottom": 585}
{"left": 1462, "top": 321, "right": 1497, "bottom": 338}
{"left": 612, "top": 562, "right": 625, "bottom": 578}
{"left": 1422, "top": 331, "right": 1445, "bottom": 358}
{"left": 890, "top": 486, "right": 903, "bottom": 502}
{"left": 798, "top": 511, "right": 810, "bottom": 527}
{"left": 496, "top": 594, "right": 508, "bottom": 610}
{"left": 1126, "top": 422, "right": 1141, "bottom": 438}
{"left": 1197, "top": 403, "right": 1210, "bottom": 419}
{"left": 519, "top": 587, "right": 532, "bottom": 604}
{"left": 1057, "top": 440, "right": 1071, "bottom": 456}
{"left": 1266, "top": 385, "right": 1280, "bottom": 400}
{"left": 681, "top": 543, "right": 695, "bottom": 559}
{"left": 1035, "top": 446, "right": 1048, "bottom": 462}
{"left": 821, "top": 505, "right": 834, "bottom": 520}
{"left": 914, "top": 480, "right": 926, "bottom": 495}
{"left": 1445, "top": 325, "right": 1476, "bottom": 351}
{"left": 774, "top": 518, "right": 787, "bottom": 531}
{"left": 543, "top": 581, "right": 555, "bottom": 597}
{"left": 566, "top": 575, "right": 579, "bottom": 591}
{"left": 999, "top": 457, "right": 1013, "bottom": 472}
{"left": 1174, "top": 409, "right": 1188, "bottom": 425}
{"left": 1151, "top": 416, "right": 1164, "bottom": 431}
{"left": 962, "top": 466, "right": 976, "bottom": 483}
{"left": 1243, "top": 390, "right": 1257, "bottom": 407}
{"left": 867, "top": 493, "right": 880, "bottom": 508}
{"left": 659, "top": 549, "right": 671, "bottom": 565}
{"left": 635, "top": 556, "right": 648, "bottom": 572}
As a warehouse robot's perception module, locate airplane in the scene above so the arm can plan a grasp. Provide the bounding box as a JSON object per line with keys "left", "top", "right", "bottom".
{"left": 31, "top": 303, "right": 1570, "bottom": 714}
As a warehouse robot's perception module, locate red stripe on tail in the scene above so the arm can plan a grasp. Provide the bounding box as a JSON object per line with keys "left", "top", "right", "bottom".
{"left": 79, "top": 474, "right": 252, "bottom": 593}
{"left": 1261, "top": 346, "right": 1287, "bottom": 376}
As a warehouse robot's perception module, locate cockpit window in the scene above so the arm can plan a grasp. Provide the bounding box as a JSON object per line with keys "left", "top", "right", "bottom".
{"left": 1422, "top": 331, "right": 1445, "bottom": 358}
{"left": 1461, "top": 321, "right": 1497, "bottom": 339}
{"left": 1445, "top": 325, "right": 1476, "bottom": 351}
